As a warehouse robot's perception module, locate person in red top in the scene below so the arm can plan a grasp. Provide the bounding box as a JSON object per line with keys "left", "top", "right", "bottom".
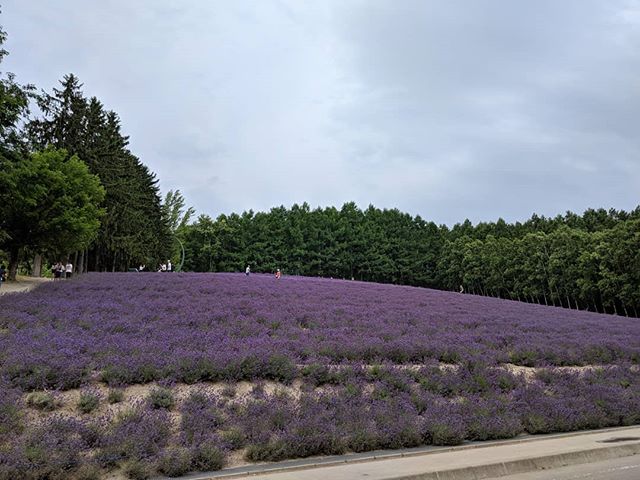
{"left": 275, "top": 269, "right": 281, "bottom": 279}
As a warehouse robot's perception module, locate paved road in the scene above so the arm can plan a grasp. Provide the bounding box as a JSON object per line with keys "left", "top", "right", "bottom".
{"left": 489, "top": 454, "right": 640, "bottom": 480}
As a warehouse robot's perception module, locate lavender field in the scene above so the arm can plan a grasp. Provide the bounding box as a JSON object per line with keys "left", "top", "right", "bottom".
{"left": 1, "top": 273, "right": 639, "bottom": 479}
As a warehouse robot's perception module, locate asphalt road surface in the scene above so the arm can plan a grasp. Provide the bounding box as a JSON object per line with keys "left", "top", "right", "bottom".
{"left": 489, "top": 455, "right": 640, "bottom": 480}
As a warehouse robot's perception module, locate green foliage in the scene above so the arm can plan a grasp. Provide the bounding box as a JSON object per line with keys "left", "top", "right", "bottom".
{"left": 245, "top": 440, "right": 290, "bottom": 462}
{"left": 27, "top": 75, "right": 172, "bottom": 272}
{"left": 0, "top": 148, "right": 105, "bottom": 279}
{"left": 429, "top": 423, "right": 466, "bottom": 445}
{"left": 162, "top": 189, "right": 195, "bottom": 233}
{"left": 107, "top": 388, "right": 124, "bottom": 404}
{"left": 148, "top": 387, "right": 175, "bottom": 410}
{"left": 157, "top": 447, "right": 192, "bottom": 477}
{"left": 264, "top": 355, "right": 297, "bottom": 384}
{"left": 70, "top": 464, "right": 102, "bottom": 480}
{"left": 221, "top": 427, "right": 246, "bottom": 450}
{"left": 25, "top": 391, "right": 57, "bottom": 411}
{"left": 191, "top": 442, "right": 225, "bottom": 471}
{"left": 121, "top": 459, "right": 152, "bottom": 480}
{"left": 0, "top": 24, "right": 33, "bottom": 151}
{"left": 77, "top": 391, "right": 100, "bottom": 414}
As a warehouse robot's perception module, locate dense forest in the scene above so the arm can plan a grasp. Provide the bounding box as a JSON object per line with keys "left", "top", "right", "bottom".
{"left": 0, "top": 20, "right": 172, "bottom": 278}
{"left": 177, "top": 204, "right": 640, "bottom": 317}
{"left": 26, "top": 74, "right": 172, "bottom": 272}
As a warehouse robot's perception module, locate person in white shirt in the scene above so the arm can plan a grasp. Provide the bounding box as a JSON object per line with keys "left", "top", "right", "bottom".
{"left": 65, "top": 262, "right": 73, "bottom": 279}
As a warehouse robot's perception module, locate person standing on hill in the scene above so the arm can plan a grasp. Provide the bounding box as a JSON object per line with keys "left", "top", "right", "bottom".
{"left": 53, "top": 262, "right": 62, "bottom": 280}
{"left": 167, "top": 260, "right": 172, "bottom": 272}
{"left": 275, "top": 268, "right": 281, "bottom": 279}
{"left": 245, "top": 265, "right": 250, "bottom": 276}
{"left": 65, "top": 261, "right": 73, "bottom": 279}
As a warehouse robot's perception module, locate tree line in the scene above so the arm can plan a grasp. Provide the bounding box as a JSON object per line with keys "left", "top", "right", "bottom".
{"left": 0, "top": 23, "right": 172, "bottom": 279}
{"left": 178, "top": 203, "right": 640, "bottom": 317}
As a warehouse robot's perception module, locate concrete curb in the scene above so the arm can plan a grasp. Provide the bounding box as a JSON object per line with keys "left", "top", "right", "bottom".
{"left": 398, "top": 443, "right": 640, "bottom": 480}
{"left": 170, "top": 426, "right": 640, "bottom": 480}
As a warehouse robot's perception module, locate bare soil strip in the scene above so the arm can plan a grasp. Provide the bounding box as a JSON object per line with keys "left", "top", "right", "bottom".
{"left": 0, "top": 275, "right": 51, "bottom": 295}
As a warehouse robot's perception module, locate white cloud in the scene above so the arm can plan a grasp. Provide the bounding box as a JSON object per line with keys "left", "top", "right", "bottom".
{"left": 2, "top": 0, "right": 639, "bottom": 224}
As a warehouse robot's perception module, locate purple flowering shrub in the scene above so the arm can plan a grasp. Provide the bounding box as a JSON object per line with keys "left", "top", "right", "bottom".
{"left": 0, "top": 382, "right": 23, "bottom": 438}
{"left": 1, "top": 273, "right": 638, "bottom": 392}
{"left": 0, "top": 273, "right": 638, "bottom": 477}
{"left": 179, "top": 390, "right": 226, "bottom": 446}
{"left": 95, "top": 405, "right": 171, "bottom": 467}
{"left": 516, "top": 365, "right": 640, "bottom": 433}
{"left": 0, "top": 415, "right": 89, "bottom": 480}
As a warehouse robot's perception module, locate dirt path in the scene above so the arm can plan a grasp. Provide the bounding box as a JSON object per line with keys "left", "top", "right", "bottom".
{"left": 0, "top": 275, "right": 51, "bottom": 295}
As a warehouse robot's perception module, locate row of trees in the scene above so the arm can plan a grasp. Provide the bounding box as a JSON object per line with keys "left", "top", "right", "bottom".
{"left": 27, "top": 74, "right": 172, "bottom": 272}
{"left": 0, "top": 22, "right": 172, "bottom": 278}
{"left": 178, "top": 203, "right": 640, "bottom": 317}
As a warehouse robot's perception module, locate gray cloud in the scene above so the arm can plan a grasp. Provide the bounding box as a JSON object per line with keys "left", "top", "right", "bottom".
{"left": 3, "top": 0, "right": 639, "bottom": 224}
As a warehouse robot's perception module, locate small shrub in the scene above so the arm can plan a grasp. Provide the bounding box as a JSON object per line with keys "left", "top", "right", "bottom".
{"left": 265, "top": 354, "right": 297, "bottom": 384}
{"left": 301, "top": 363, "right": 332, "bottom": 386}
{"left": 100, "top": 365, "right": 131, "bottom": 386}
{"left": 245, "top": 439, "right": 290, "bottom": 462}
{"left": 71, "top": 463, "right": 102, "bottom": 480}
{"left": 148, "top": 387, "right": 175, "bottom": 410}
{"left": 344, "top": 382, "right": 361, "bottom": 397}
{"left": 26, "top": 391, "right": 58, "bottom": 411}
{"left": 464, "top": 399, "right": 523, "bottom": 441}
{"left": 157, "top": 447, "right": 193, "bottom": 477}
{"left": 347, "top": 429, "right": 380, "bottom": 452}
{"left": 0, "top": 385, "right": 23, "bottom": 436}
{"left": 522, "top": 413, "right": 552, "bottom": 434}
{"left": 430, "top": 422, "right": 466, "bottom": 445}
{"left": 497, "top": 374, "right": 518, "bottom": 392}
{"left": 191, "top": 442, "right": 225, "bottom": 471}
{"left": 220, "top": 383, "right": 236, "bottom": 398}
{"left": 97, "top": 407, "right": 171, "bottom": 465}
{"left": 77, "top": 390, "right": 101, "bottom": 414}
{"left": 78, "top": 420, "right": 103, "bottom": 448}
{"left": 619, "top": 379, "right": 631, "bottom": 389}
{"left": 438, "top": 350, "right": 461, "bottom": 364}
{"left": 423, "top": 403, "right": 467, "bottom": 446}
{"left": 180, "top": 391, "right": 225, "bottom": 444}
{"left": 221, "top": 427, "right": 246, "bottom": 449}
{"left": 122, "top": 459, "right": 153, "bottom": 480}
{"left": 535, "top": 369, "right": 556, "bottom": 385}
{"left": 410, "top": 392, "right": 429, "bottom": 414}
{"left": 19, "top": 416, "right": 87, "bottom": 479}
{"left": 107, "top": 388, "right": 124, "bottom": 404}
{"left": 251, "top": 381, "right": 266, "bottom": 396}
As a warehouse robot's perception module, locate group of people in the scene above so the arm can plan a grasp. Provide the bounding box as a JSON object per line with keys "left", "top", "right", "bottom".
{"left": 53, "top": 261, "right": 73, "bottom": 280}
{"left": 245, "top": 265, "right": 281, "bottom": 279}
{"left": 158, "top": 260, "right": 173, "bottom": 272}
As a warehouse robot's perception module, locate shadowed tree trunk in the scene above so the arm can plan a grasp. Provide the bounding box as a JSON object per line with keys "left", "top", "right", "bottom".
{"left": 8, "top": 247, "right": 19, "bottom": 281}
{"left": 32, "top": 254, "right": 43, "bottom": 277}
{"left": 77, "top": 249, "right": 85, "bottom": 275}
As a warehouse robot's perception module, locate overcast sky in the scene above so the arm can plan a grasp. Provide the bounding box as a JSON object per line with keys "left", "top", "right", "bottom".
{"left": 3, "top": 1, "right": 639, "bottom": 225}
